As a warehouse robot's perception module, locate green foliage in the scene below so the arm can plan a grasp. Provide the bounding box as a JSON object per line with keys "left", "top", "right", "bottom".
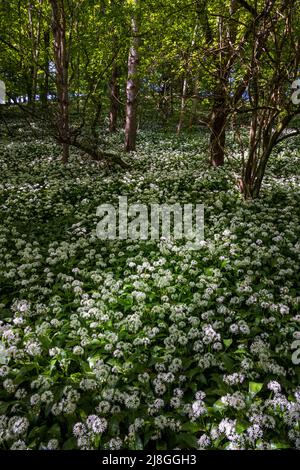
{"left": 0, "top": 128, "right": 300, "bottom": 449}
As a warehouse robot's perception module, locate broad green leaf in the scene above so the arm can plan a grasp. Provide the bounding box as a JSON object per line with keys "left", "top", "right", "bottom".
{"left": 249, "top": 382, "right": 263, "bottom": 395}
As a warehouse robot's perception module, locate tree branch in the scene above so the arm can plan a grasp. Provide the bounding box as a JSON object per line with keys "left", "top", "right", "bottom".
{"left": 236, "top": 0, "right": 257, "bottom": 17}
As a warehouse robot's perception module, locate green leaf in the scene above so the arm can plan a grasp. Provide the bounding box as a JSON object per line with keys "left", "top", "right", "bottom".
{"left": 249, "top": 382, "right": 263, "bottom": 395}
{"left": 270, "top": 441, "right": 291, "bottom": 449}
{"left": 134, "top": 434, "right": 144, "bottom": 450}
{"left": 236, "top": 422, "right": 248, "bottom": 434}
{"left": 221, "top": 353, "right": 235, "bottom": 370}
{"left": 49, "top": 423, "right": 61, "bottom": 438}
{"left": 175, "top": 433, "right": 198, "bottom": 449}
{"left": 0, "top": 401, "right": 11, "bottom": 413}
{"left": 213, "top": 399, "right": 226, "bottom": 411}
{"left": 62, "top": 437, "right": 77, "bottom": 450}
{"left": 156, "top": 441, "right": 168, "bottom": 450}
{"left": 204, "top": 267, "right": 214, "bottom": 276}
{"left": 181, "top": 422, "right": 204, "bottom": 433}
{"left": 223, "top": 339, "right": 233, "bottom": 348}
{"left": 28, "top": 425, "right": 48, "bottom": 440}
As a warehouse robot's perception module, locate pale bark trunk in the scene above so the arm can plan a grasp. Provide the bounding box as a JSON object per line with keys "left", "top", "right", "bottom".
{"left": 177, "top": 77, "right": 188, "bottom": 135}
{"left": 124, "top": 0, "right": 140, "bottom": 152}
{"left": 189, "top": 79, "right": 199, "bottom": 128}
{"left": 177, "top": 23, "right": 198, "bottom": 134}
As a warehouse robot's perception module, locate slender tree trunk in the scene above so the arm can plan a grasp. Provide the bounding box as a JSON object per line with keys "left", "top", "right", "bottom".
{"left": 27, "top": 1, "right": 42, "bottom": 108}
{"left": 26, "top": 70, "right": 34, "bottom": 104}
{"left": 27, "top": 3, "right": 35, "bottom": 106}
{"left": 170, "top": 81, "right": 174, "bottom": 115}
{"left": 177, "top": 77, "right": 188, "bottom": 135}
{"left": 241, "top": 147, "right": 271, "bottom": 199}
{"left": 251, "top": 155, "right": 269, "bottom": 198}
{"left": 40, "top": 29, "right": 50, "bottom": 106}
{"left": 91, "top": 99, "right": 102, "bottom": 139}
{"left": 50, "top": 0, "right": 69, "bottom": 163}
{"left": 109, "top": 65, "right": 120, "bottom": 132}
{"left": 209, "top": 14, "right": 228, "bottom": 167}
{"left": 177, "top": 22, "right": 198, "bottom": 134}
{"left": 189, "top": 79, "right": 199, "bottom": 128}
{"left": 124, "top": 0, "right": 140, "bottom": 152}
{"left": 158, "top": 78, "right": 172, "bottom": 124}
{"left": 241, "top": 72, "right": 260, "bottom": 197}
{"left": 209, "top": 87, "right": 227, "bottom": 167}
{"left": 209, "top": 114, "right": 226, "bottom": 166}
{"left": 208, "top": 1, "right": 239, "bottom": 166}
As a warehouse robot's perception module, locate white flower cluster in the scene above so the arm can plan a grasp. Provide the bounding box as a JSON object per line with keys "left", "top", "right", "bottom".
{"left": 0, "top": 132, "right": 300, "bottom": 449}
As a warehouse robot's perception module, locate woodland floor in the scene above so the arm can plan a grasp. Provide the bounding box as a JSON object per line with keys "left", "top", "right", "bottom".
{"left": 0, "top": 125, "right": 300, "bottom": 449}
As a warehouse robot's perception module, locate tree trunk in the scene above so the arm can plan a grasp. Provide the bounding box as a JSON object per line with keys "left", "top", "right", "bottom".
{"left": 189, "top": 79, "right": 199, "bottom": 128}
{"left": 50, "top": 0, "right": 69, "bottom": 163}
{"left": 91, "top": 98, "right": 102, "bottom": 139}
{"left": 27, "top": 1, "right": 43, "bottom": 108}
{"left": 208, "top": 1, "right": 239, "bottom": 167}
{"left": 177, "top": 22, "right": 199, "bottom": 134}
{"left": 251, "top": 159, "right": 268, "bottom": 198}
{"left": 26, "top": 69, "right": 34, "bottom": 104}
{"left": 124, "top": 0, "right": 140, "bottom": 152}
{"left": 241, "top": 147, "right": 271, "bottom": 199}
{"left": 40, "top": 30, "right": 50, "bottom": 106}
{"left": 27, "top": 3, "right": 36, "bottom": 106}
{"left": 209, "top": 92, "right": 227, "bottom": 167}
{"left": 109, "top": 65, "right": 120, "bottom": 133}
{"left": 177, "top": 77, "right": 188, "bottom": 134}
